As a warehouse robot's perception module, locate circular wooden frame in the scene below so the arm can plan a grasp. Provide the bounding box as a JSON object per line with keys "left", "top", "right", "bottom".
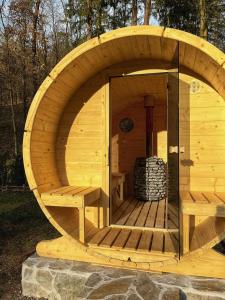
{"left": 23, "top": 26, "right": 225, "bottom": 271}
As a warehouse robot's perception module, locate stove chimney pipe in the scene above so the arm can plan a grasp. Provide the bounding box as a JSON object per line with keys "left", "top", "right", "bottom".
{"left": 144, "top": 96, "right": 154, "bottom": 157}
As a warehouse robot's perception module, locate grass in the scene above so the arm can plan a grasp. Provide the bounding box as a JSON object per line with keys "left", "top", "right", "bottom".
{"left": 0, "top": 192, "right": 32, "bottom": 214}
{"left": 0, "top": 192, "right": 58, "bottom": 299}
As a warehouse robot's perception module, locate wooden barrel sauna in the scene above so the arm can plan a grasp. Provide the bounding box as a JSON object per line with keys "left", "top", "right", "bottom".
{"left": 23, "top": 26, "right": 225, "bottom": 278}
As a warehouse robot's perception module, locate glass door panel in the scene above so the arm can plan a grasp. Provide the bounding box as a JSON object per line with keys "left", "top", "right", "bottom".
{"left": 167, "top": 72, "right": 180, "bottom": 257}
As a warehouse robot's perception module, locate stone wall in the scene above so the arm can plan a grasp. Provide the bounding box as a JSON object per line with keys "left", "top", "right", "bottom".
{"left": 22, "top": 254, "right": 225, "bottom": 300}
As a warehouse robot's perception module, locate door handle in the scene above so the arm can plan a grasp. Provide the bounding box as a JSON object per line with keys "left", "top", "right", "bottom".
{"left": 180, "top": 146, "right": 185, "bottom": 153}
{"left": 169, "top": 146, "right": 178, "bottom": 153}
{"left": 169, "top": 146, "right": 185, "bottom": 154}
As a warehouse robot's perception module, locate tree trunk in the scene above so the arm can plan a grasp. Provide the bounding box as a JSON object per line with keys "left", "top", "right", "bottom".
{"left": 199, "top": 0, "right": 207, "bottom": 39}
{"left": 86, "top": 0, "right": 93, "bottom": 40}
{"left": 9, "top": 85, "right": 18, "bottom": 156}
{"left": 20, "top": 21, "right": 28, "bottom": 121}
{"left": 0, "top": 5, "right": 18, "bottom": 156}
{"left": 96, "top": 1, "right": 104, "bottom": 36}
{"left": 144, "top": 0, "right": 151, "bottom": 25}
{"left": 49, "top": 0, "right": 59, "bottom": 63}
{"left": 32, "top": 0, "right": 41, "bottom": 95}
{"left": 132, "top": 0, "right": 138, "bottom": 25}
{"left": 39, "top": 14, "right": 48, "bottom": 76}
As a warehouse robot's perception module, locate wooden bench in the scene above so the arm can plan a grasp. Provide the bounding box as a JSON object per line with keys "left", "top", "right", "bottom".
{"left": 180, "top": 191, "right": 225, "bottom": 254}
{"left": 41, "top": 186, "right": 100, "bottom": 243}
{"left": 112, "top": 172, "right": 126, "bottom": 199}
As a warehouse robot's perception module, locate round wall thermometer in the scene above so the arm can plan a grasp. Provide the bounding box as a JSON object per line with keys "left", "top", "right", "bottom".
{"left": 119, "top": 118, "right": 134, "bottom": 132}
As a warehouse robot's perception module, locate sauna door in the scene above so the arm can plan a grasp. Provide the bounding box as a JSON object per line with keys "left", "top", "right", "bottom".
{"left": 167, "top": 72, "right": 180, "bottom": 229}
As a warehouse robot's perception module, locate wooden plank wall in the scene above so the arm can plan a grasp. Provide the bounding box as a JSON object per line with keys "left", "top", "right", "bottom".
{"left": 56, "top": 73, "right": 106, "bottom": 188}
{"left": 111, "top": 96, "right": 167, "bottom": 194}
{"left": 56, "top": 73, "right": 109, "bottom": 227}
{"left": 111, "top": 100, "right": 146, "bottom": 194}
{"left": 179, "top": 73, "right": 225, "bottom": 192}
{"left": 55, "top": 67, "right": 225, "bottom": 208}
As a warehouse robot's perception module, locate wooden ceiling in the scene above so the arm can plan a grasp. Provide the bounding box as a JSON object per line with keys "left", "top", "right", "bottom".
{"left": 111, "top": 74, "right": 167, "bottom": 114}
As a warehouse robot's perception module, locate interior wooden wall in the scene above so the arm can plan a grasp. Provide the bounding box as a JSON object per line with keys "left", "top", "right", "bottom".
{"left": 111, "top": 100, "right": 146, "bottom": 194}
{"left": 56, "top": 73, "right": 106, "bottom": 188}
{"left": 111, "top": 75, "right": 167, "bottom": 194}
{"left": 179, "top": 73, "right": 225, "bottom": 192}
{"left": 55, "top": 67, "right": 225, "bottom": 202}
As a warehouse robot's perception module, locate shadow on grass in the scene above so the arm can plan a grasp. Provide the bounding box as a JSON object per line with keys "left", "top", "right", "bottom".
{"left": 0, "top": 192, "right": 59, "bottom": 299}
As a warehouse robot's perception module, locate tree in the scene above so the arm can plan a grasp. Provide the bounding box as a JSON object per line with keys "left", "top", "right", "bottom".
{"left": 143, "top": 0, "right": 151, "bottom": 25}
{"left": 206, "top": 0, "right": 225, "bottom": 51}
{"left": 153, "top": 0, "right": 225, "bottom": 50}
{"left": 153, "top": 0, "right": 198, "bottom": 34}
{"left": 132, "top": 0, "right": 138, "bottom": 25}
{"left": 86, "top": 0, "right": 93, "bottom": 39}
{"left": 199, "top": 0, "right": 207, "bottom": 39}
{"left": 0, "top": 0, "right": 19, "bottom": 156}
{"left": 31, "top": 0, "right": 41, "bottom": 95}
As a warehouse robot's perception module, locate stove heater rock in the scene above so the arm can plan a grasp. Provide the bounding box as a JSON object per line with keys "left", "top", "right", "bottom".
{"left": 134, "top": 156, "right": 167, "bottom": 201}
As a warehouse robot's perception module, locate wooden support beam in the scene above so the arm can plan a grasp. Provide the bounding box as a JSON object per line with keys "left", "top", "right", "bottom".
{"left": 182, "top": 214, "right": 190, "bottom": 255}
{"left": 79, "top": 207, "right": 85, "bottom": 243}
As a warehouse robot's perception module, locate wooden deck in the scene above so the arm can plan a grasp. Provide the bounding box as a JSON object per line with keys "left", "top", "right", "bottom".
{"left": 88, "top": 227, "right": 179, "bottom": 256}
{"left": 112, "top": 197, "right": 178, "bottom": 230}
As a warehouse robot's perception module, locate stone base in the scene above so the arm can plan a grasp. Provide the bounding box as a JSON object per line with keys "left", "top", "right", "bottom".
{"left": 22, "top": 254, "right": 225, "bottom": 300}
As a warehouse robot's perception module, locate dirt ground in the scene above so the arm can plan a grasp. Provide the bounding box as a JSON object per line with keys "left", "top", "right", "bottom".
{"left": 0, "top": 192, "right": 58, "bottom": 299}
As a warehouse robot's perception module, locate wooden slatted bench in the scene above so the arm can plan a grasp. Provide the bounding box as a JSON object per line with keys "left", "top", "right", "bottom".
{"left": 41, "top": 186, "right": 100, "bottom": 243}
{"left": 112, "top": 172, "right": 126, "bottom": 201}
{"left": 111, "top": 172, "right": 127, "bottom": 209}
{"left": 180, "top": 191, "right": 225, "bottom": 254}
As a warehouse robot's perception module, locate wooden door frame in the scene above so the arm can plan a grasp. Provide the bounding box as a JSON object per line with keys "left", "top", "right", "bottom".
{"left": 107, "top": 71, "right": 180, "bottom": 229}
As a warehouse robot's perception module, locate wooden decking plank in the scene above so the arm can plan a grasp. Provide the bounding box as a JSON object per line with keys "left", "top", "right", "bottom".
{"left": 164, "top": 232, "right": 177, "bottom": 254}
{"left": 89, "top": 227, "right": 111, "bottom": 246}
{"left": 112, "top": 197, "right": 133, "bottom": 223}
{"left": 100, "top": 228, "right": 121, "bottom": 248}
{"left": 145, "top": 201, "right": 158, "bottom": 227}
{"left": 190, "top": 192, "right": 208, "bottom": 203}
{"left": 215, "top": 192, "right": 225, "bottom": 204}
{"left": 112, "top": 229, "right": 131, "bottom": 249}
{"left": 47, "top": 186, "right": 69, "bottom": 194}
{"left": 203, "top": 192, "right": 224, "bottom": 204}
{"left": 72, "top": 187, "right": 95, "bottom": 196}
{"left": 155, "top": 199, "right": 166, "bottom": 228}
{"left": 63, "top": 186, "right": 87, "bottom": 195}
{"left": 137, "top": 230, "right": 153, "bottom": 252}
{"left": 125, "top": 201, "right": 144, "bottom": 226}
{"left": 168, "top": 207, "right": 179, "bottom": 228}
{"left": 180, "top": 191, "right": 193, "bottom": 202}
{"left": 51, "top": 186, "right": 76, "bottom": 196}
{"left": 125, "top": 230, "right": 142, "bottom": 250}
{"left": 173, "top": 231, "right": 179, "bottom": 242}
{"left": 116, "top": 199, "right": 138, "bottom": 225}
{"left": 135, "top": 201, "right": 151, "bottom": 227}
{"left": 86, "top": 227, "right": 99, "bottom": 242}
{"left": 171, "top": 232, "right": 179, "bottom": 252}
{"left": 151, "top": 231, "right": 164, "bottom": 253}
{"left": 167, "top": 219, "right": 177, "bottom": 230}
{"left": 168, "top": 202, "right": 178, "bottom": 217}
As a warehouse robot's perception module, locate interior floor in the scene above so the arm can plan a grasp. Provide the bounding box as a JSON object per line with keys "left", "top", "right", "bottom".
{"left": 111, "top": 196, "right": 178, "bottom": 230}
{"left": 88, "top": 226, "right": 179, "bottom": 257}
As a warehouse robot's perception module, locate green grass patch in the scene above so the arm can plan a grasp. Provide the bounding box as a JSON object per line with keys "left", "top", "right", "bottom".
{"left": 0, "top": 191, "right": 59, "bottom": 298}
{"left": 0, "top": 191, "right": 34, "bottom": 214}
